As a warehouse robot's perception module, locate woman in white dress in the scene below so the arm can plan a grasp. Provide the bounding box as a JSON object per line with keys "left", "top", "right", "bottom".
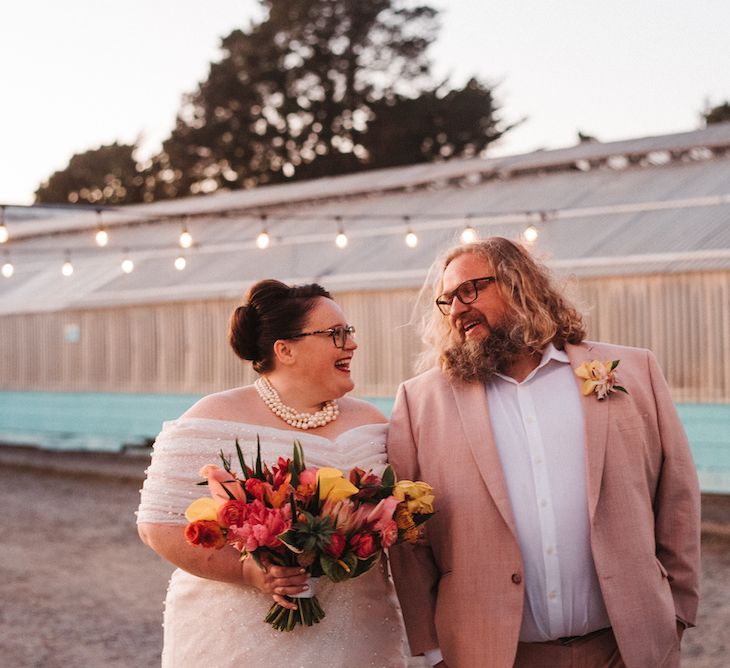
{"left": 137, "top": 279, "right": 409, "bottom": 667}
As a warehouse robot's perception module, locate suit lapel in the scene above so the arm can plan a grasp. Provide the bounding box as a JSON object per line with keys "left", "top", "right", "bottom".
{"left": 565, "top": 342, "right": 609, "bottom": 523}
{"left": 451, "top": 380, "right": 518, "bottom": 537}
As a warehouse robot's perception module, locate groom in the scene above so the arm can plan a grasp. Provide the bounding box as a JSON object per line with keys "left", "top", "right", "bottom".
{"left": 387, "top": 237, "right": 700, "bottom": 667}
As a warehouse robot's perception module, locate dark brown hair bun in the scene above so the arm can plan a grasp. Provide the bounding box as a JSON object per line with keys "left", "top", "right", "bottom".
{"left": 228, "top": 279, "right": 331, "bottom": 373}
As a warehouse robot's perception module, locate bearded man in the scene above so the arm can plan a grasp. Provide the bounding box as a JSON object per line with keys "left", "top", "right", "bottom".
{"left": 387, "top": 237, "right": 700, "bottom": 668}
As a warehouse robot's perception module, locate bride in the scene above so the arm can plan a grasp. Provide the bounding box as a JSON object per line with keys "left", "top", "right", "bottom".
{"left": 137, "top": 279, "right": 409, "bottom": 667}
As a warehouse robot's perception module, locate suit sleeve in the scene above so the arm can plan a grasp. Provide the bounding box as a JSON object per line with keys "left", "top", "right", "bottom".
{"left": 387, "top": 382, "right": 441, "bottom": 655}
{"left": 647, "top": 350, "right": 701, "bottom": 627}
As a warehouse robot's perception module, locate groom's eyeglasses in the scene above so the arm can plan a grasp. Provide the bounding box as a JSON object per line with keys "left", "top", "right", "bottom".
{"left": 436, "top": 276, "right": 496, "bottom": 315}
{"left": 287, "top": 325, "right": 356, "bottom": 349}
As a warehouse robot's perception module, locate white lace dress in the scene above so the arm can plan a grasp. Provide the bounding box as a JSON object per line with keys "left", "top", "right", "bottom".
{"left": 137, "top": 417, "right": 409, "bottom": 668}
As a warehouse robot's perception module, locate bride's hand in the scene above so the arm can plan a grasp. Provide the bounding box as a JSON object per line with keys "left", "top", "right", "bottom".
{"left": 243, "top": 558, "right": 310, "bottom": 610}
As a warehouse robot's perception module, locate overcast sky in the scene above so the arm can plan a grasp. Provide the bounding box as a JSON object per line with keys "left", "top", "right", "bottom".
{"left": 2, "top": 0, "right": 729, "bottom": 204}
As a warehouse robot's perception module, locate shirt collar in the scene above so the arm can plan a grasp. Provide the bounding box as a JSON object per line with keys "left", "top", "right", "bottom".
{"left": 493, "top": 342, "right": 569, "bottom": 385}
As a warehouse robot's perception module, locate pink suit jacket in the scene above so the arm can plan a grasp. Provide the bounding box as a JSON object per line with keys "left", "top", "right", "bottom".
{"left": 387, "top": 341, "right": 700, "bottom": 668}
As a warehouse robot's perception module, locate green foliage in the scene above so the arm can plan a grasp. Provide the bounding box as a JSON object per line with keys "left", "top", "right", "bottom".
{"left": 36, "top": 0, "right": 509, "bottom": 203}
{"left": 35, "top": 142, "right": 146, "bottom": 205}
{"left": 703, "top": 101, "right": 730, "bottom": 125}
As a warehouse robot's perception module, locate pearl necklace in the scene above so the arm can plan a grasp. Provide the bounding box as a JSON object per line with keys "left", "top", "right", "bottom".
{"left": 254, "top": 377, "right": 339, "bottom": 430}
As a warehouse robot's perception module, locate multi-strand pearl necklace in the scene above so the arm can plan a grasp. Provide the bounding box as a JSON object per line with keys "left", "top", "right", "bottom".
{"left": 254, "top": 376, "right": 339, "bottom": 430}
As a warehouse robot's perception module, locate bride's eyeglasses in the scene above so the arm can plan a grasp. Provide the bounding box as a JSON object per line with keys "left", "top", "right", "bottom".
{"left": 287, "top": 325, "right": 356, "bottom": 349}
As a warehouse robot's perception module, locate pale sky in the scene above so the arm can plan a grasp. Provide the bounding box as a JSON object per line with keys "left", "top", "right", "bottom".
{"left": 1, "top": 0, "right": 729, "bottom": 205}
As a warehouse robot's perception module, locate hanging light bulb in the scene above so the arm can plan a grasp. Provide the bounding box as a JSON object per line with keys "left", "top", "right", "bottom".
{"left": 121, "top": 249, "right": 134, "bottom": 274}
{"left": 335, "top": 217, "right": 348, "bottom": 248}
{"left": 403, "top": 216, "right": 418, "bottom": 248}
{"left": 179, "top": 223, "right": 193, "bottom": 249}
{"left": 174, "top": 255, "right": 187, "bottom": 271}
{"left": 0, "top": 206, "right": 8, "bottom": 244}
{"left": 521, "top": 224, "right": 539, "bottom": 243}
{"left": 95, "top": 209, "right": 108, "bottom": 247}
{"left": 460, "top": 225, "right": 478, "bottom": 244}
{"left": 61, "top": 252, "right": 74, "bottom": 276}
{"left": 256, "top": 214, "right": 270, "bottom": 249}
{"left": 1, "top": 253, "right": 13, "bottom": 278}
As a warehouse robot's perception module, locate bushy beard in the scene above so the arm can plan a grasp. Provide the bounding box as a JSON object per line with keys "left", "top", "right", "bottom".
{"left": 442, "top": 323, "right": 527, "bottom": 383}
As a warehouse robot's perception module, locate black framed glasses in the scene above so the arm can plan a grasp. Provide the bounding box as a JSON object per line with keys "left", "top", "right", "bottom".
{"left": 436, "top": 276, "right": 496, "bottom": 315}
{"left": 287, "top": 324, "right": 356, "bottom": 349}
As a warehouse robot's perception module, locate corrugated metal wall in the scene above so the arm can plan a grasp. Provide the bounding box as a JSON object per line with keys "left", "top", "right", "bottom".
{"left": 1, "top": 273, "right": 728, "bottom": 402}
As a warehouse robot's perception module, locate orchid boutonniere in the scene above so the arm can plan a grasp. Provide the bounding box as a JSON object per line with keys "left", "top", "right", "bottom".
{"left": 575, "top": 359, "right": 628, "bottom": 400}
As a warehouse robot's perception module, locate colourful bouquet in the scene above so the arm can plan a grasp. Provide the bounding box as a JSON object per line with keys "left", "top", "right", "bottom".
{"left": 183, "top": 438, "right": 435, "bottom": 631}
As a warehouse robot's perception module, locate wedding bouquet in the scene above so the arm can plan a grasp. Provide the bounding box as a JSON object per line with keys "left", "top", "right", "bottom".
{"left": 183, "top": 438, "right": 435, "bottom": 631}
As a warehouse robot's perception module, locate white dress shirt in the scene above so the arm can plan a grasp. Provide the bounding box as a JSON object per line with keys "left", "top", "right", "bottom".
{"left": 488, "top": 343, "right": 610, "bottom": 642}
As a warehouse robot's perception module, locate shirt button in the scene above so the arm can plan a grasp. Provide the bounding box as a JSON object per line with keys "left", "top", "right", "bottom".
{"left": 546, "top": 546, "right": 555, "bottom": 555}
{"left": 511, "top": 573, "right": 522, "bottom": 585}
{"left": 548, "top": 591, "right": 558, "bottom": 600}
{"left": 540, "top": 499, "right": 548, "bottom": 508}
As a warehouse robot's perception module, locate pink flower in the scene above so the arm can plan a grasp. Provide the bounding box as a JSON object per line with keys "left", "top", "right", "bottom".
{"left": 378, "top": 520, "right": 398, "bottom": 548}
{"left": 366, "top": 496, "right": 400, "bottom": 528}
{"left": 200, "top": 464, "right": 245, "bottom": 505}
{"left": 228, "top": 500, "right": 290, "bottom": 552}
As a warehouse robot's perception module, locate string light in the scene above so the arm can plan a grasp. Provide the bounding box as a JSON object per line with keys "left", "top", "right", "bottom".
{"left": 256, "top": 215, "right": 270, "bottom": 249}
{"left": 404, "top": 216, "right": 418, "bottom": 248}
{"left": 1, "top": 251, "right": 13, "bottom": 278}
{"left": 121, "top": 249, "right": 134, "bottom": 274}
{"left": 94, "top": 209, "right": 108, "bottom": 247}
{"left": 174, "top": 255, "right": 187, "bottom": 271}
{"left": 0, "top": 206, "right": 8, "bottom": 243}
{"left": 61, "top": 251, "right": 74, "bottom": 277}
{"left": 521, "top": 224, "right": 539, "bottom": 243}
{"left": 335, "top": 217, "right": 348, "bottom": 248}
{"left": 179, "top": 223, "right": 193, "bottom": 249}
{"left": 460, "top": 225, "right": 478, "bottom": 244}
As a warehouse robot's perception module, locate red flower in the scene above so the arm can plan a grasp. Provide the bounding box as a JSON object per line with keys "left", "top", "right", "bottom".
{"left": 349, "top": 467, "right": 383, "bottom": 500}
{"left": 349, "top": 531, "right": 378, "bottom": 559}
{"left": 245, "top": 477, "right": 266, "bottom": 501}
{"left": 184, "top": 520, "right": 226, "bottom": 549}
{"left": 324, "top": 531, "right": 347, "bottom": 558}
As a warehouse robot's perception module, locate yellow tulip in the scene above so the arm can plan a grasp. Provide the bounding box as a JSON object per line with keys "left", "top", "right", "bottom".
{"left": 317, "top": 467, "right": 359, "bottom": 503}
{"left": 184, "top": 497, "right": 219, "bottom": 522}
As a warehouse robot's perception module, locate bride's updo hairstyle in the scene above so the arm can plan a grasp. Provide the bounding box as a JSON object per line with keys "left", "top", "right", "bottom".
{"left": 229, "top": 279, "right": 332, "bottom": 373}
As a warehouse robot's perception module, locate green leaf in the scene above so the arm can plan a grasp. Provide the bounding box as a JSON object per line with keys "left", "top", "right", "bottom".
{"left": 235, "top": 439, "right": 249, "bottom": 479}
{"left": 255, "top": 435, "right": 263, "bottom": 478}
{"left": 610, "top": 359, "right": 620, "bottom": 371}
{"left": 320, "top": 552, "right": 358, "bottom": 583}
{"left": 381, "top": 465, "right": 395, "bottom": 489}
{"left": 614, "top": 385, "right": 629, "bottom": 394}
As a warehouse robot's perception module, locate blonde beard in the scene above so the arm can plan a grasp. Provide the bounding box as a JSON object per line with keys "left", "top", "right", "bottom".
{"left": 442, "top": 324, "right": 527, "bottom": 383}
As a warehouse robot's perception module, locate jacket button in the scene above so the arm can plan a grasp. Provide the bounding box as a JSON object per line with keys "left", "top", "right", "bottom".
{"left": 511, "top": 573, "right": 522, "bottom": 584}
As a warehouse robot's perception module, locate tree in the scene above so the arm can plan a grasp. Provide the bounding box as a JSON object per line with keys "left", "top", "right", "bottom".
{"left": 37, "top": 0, "right": 510, "bottom": 203}
{"left": 702, "top": 101, "right": 730, "bottom": 126}
{"left": 35, "top": 142, "right": 146, "bottom": 205}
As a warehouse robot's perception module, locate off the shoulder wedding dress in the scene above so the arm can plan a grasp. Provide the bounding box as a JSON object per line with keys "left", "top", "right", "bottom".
{"left": 137, "top": 417, "right": 409, "bottom": 668}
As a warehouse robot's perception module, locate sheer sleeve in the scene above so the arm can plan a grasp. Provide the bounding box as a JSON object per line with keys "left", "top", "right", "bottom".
{"left": 136, "top": 419, "right": 234, "bottom": 525}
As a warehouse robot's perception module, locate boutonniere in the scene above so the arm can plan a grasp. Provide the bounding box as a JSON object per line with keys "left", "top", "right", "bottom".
{"left": 575, "top": 360, "right": 628, "bottom": 400}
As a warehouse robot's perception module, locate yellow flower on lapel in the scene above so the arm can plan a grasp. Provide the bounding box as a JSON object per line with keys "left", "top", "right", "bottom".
{"left": 575, "top": 359, "right": 628, "bottom": 400}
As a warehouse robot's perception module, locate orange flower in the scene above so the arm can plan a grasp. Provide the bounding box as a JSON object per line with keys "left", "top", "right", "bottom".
{"left": 184, "top": 520, "right": 226, "bottom": 549}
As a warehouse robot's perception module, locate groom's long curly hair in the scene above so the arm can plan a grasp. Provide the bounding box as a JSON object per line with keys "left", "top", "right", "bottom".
{"left": 418, "top": 237, "right": 587, "bottom": 373}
